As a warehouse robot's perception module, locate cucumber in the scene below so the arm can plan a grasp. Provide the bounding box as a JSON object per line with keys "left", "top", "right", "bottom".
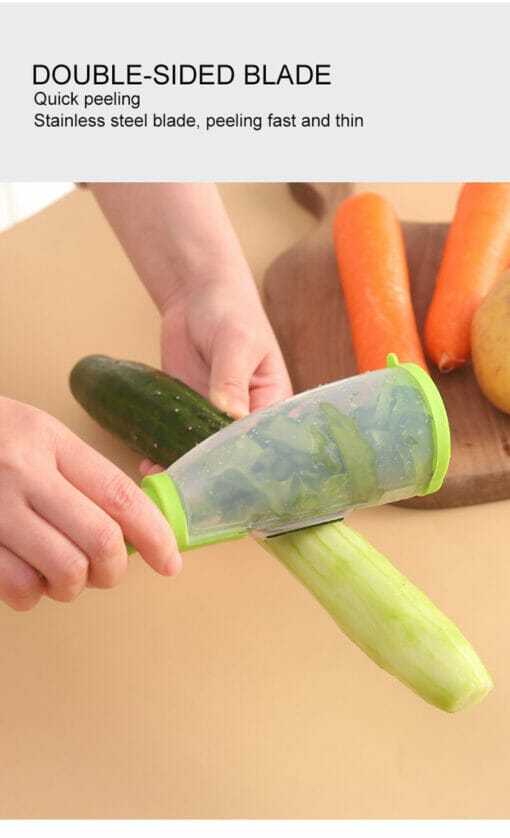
{"left": 261, "top": 522, "right": 492, "bottom": 713}
{"left": 69, "top": 355, "right": 232, "bottom": 466}
{"left": 69, "top": 354, "right": 493, "bottom": 712}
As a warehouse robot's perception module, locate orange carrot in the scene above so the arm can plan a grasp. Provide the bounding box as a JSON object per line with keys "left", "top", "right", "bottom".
{"left": 333, "top": 192, "right": 428, "bottom": 374}
{"left": 424, "top": 182, "right": 510, "bottom": 372}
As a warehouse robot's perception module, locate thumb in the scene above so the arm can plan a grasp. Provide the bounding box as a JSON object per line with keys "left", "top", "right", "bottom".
{"left": 208, "top": 337, "right": 255, "bottom": 419}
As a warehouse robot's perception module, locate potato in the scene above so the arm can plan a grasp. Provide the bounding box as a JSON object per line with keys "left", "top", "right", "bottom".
{"left": 471, "top": 271, "right": 510, "bottom": 413}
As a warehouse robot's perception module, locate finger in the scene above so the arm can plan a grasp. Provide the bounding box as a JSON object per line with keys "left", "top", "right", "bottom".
{"left": 56, "top": 433, "right": 182, "bottom": 576}
{"left": 248, "top": 352, "right": 293, "bottom": 413}
{"left": 4, "top": 509, "right": 89, "bottom": 603}
{"left": 139, "top": 459, "right": 165, "bottom": 477}
{"left": 0, "top": 544, "right": 44, "bottom": 612}
{"left": 29, "top": 472, "right": 128, "bottom": 590}
{"left": 208, "top": 336, "right": 255, "bottom": 418}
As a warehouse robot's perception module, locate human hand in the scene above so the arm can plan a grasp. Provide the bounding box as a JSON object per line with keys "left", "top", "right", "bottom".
{"left": 159, "top": 273, "right": 292, "bottom": 419}
{"left": 137, "top": 274, "right": 292, "bottom": 479}
{"left": 90, "top": 182, "right": 291, "bottom": 414}
{"left": 0, "top": 397, "right": 181, "bottom": 611}
{"left": 88, "top": 182, "right": 293, "bottom": 480}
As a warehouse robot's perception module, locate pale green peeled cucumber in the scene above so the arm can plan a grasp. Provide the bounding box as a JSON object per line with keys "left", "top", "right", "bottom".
{"left": 259, "top": 521, "right": 492, "bottom": 712}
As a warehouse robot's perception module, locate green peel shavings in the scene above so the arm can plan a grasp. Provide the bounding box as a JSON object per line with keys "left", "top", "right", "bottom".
{"left": 189, "top": 381, "right": 434, "bottom": 534}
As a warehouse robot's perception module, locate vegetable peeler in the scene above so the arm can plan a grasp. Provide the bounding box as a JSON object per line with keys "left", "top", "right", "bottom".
{"left": 139, "top": 355, "right": 450, "bottom": 551}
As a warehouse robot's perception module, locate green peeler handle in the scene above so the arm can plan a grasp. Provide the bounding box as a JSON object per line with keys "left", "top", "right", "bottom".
{"left": 126, "top": 471, "right": 246, "bottom": 554}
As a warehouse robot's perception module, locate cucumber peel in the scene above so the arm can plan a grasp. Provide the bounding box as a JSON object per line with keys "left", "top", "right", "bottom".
{"left": 320, "top": 401, "right": 381, "bottom": 504}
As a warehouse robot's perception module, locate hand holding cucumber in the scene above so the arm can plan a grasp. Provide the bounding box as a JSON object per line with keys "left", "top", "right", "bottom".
{"left": 159, "top": 276, "right": 292, "bottom": 417}
{"left": 0, "top": 396, "right": 181, "bottom": 611}
{"left": 90, "top": 182, "right": 292, "bottom": 419}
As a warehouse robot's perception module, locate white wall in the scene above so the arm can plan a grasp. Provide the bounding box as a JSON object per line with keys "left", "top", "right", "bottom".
{"left": 0, "top": 183, "right": 73, "bottom": 232}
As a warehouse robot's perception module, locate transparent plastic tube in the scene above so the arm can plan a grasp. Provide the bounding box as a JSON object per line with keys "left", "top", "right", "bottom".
{"left": 162, "top": 360, "right": 447, "bottom": 548}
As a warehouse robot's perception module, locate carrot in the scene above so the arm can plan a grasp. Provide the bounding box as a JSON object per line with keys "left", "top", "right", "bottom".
{"left": 424, "top": 182, "right": 510, "bottom": 372}
{"left": 333, "top": 192, "right": 428, "bottom": 374}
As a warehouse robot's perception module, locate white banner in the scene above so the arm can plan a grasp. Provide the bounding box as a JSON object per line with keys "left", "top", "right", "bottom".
{"left": 0, "top": 2, "right": 509, "bottom": 181}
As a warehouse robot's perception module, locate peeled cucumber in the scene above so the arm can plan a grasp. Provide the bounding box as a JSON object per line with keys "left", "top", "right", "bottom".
{"left": 259, "top": 522, "right": 492, "bottom": 712}
{"left": 70, "top": 355, "right": 494, "bottom": 712}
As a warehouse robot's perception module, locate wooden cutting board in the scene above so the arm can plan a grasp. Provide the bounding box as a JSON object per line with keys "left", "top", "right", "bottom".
{"left": 263, "top": 182, "right": 510, "bottom": 509}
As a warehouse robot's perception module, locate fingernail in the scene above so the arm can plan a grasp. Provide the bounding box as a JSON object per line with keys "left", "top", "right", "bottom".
{"left": 228, "top": 403, "right": 249, "bottom": 420}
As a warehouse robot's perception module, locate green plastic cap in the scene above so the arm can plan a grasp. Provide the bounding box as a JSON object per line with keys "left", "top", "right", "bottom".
{"left": 141, "top": 472, "right": 190, "bottom": 551}
{"left": 387, "top": 353, "right": 451, "bottom": 495}
{"left": 140, "top": 471, "right": 246, "bottom": 552}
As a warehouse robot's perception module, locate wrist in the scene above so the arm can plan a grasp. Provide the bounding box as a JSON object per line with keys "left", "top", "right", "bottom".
{"left": 90, "top": 182, "right": 255, "bottom": 315}
{"left": 158, "top": 248, "right": 257, "bottom": 316}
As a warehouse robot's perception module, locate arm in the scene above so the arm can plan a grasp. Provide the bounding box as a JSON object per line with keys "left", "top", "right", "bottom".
{"left": 88, "top": 183, "right": 292, "bottom": 417}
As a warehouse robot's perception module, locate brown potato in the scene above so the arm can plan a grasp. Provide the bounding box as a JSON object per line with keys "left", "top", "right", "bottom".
{"left": 472, "top": 271, "right": 510, "bottom": 414}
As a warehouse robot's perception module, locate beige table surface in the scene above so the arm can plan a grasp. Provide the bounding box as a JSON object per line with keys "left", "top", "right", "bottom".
{"left": 0, "top": 184, "right": 509, "bottom": 819}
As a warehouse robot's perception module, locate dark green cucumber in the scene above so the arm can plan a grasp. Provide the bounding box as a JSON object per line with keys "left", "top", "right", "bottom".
{"left": 69, "top": 355, "right": 232, "bottom": 466}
